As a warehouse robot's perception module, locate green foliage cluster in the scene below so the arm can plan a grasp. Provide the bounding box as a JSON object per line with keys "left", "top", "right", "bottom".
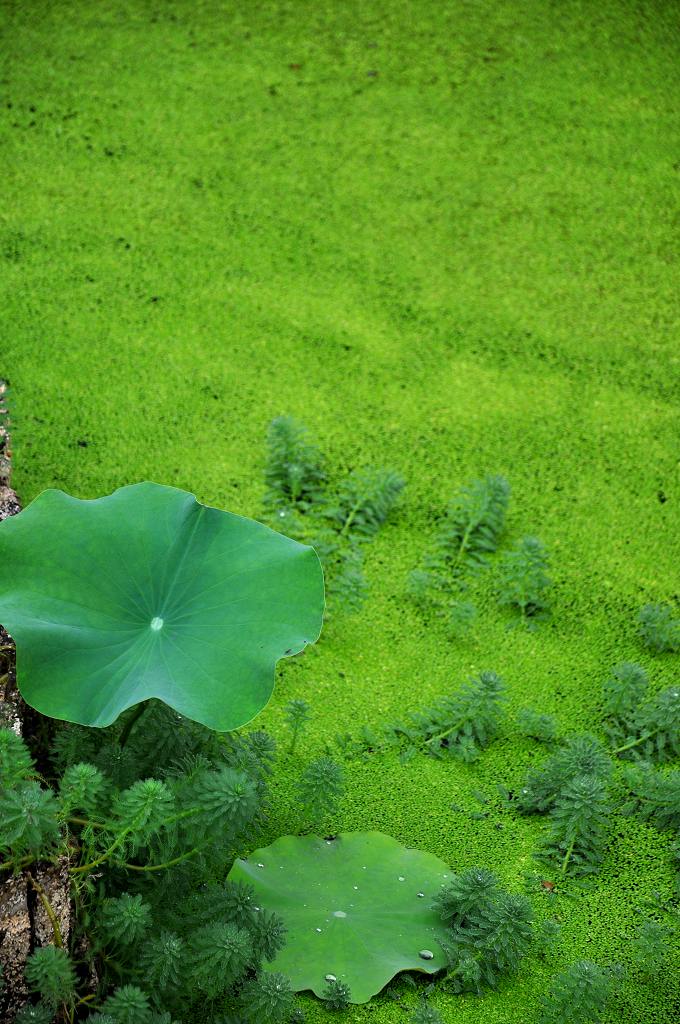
{"left": 497, "top": 536, "right": 551, "bottom": 623}
{"left": 334, "top": 671, "right": 506, "bottom": 764}
{"left": 539, "top": 961, "right": 615, "bottom": 1024}
{"left": 445, "top": 600, "right": 477, "bottom": 639}
{"left": 410, "top": 1003, "right": 444, "bottom": 1024}
{"left": 433, "top": 868, "right": 534, "bottom": 994}
{"left": 538, "top": 774, "right": 611, "bottom": 878}
{"left": 424, "top": 475, "right": 511, "bottom": 578}
{"left": 264, "top": 416, "right": 327, "bottom": 514}
{"left": 603, "top": 663, "right": 680, "bottom": 762}
{"left": 506, "top": 656, "right": 680, "bottom": 990}
{"left": 515, "top": 734, "right": 613, "bottom": 876}
{"left": 15, "top": 1004, "right": 57, "bottom": 1024}
{"left": 638, "top": 603, "right": 680, "bottom": 654}
{"left": 296, "top": 756, "right": 344, "bottom": 824}
{"left": 284, "top": 699, "right": 311, "bottom": 755}
{"left": 409, "top": 475, "right": 552, "bottom": 635}
{"left": 631, "top": 918, "right": 676, "bottom": 978}
{"left": 263, "top": 416, "right": 405, "bottom": 612}
{"left": 0, "top": 708, "right": 306, "bottom": 1022}
{"left": 24, "top": 947, "right": 76, "bottom": 1010}
{"left": 517, "top": 708, "right": 558, "bottom": 744}
{"left": 322, "top": 978, "right": 352, "bottom": 1010}
{"left": 621, "top": 764, "right": 680, "bottom": 831}
{"left": 408, "top": 475, "right": 510, "bottom": 628}
{"left": 516, "top": 733, "right": 613, "bottom": 814}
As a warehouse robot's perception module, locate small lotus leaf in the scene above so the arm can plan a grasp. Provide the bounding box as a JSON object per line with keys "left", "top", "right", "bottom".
{"left": 228, "top": 831, "right": 451, "bottom": 1003}
{"left": 0, "top": 483, "right": 324, "bottom": 730}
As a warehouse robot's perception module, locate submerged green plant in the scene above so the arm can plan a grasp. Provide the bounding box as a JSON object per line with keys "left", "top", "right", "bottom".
{"left": 24, "top": 946, "right": 76, "bottom": 1009}
{"left": 297, "top": 756, "right": 344, "bottom": 824}
{"left": 263, "top": 417, "right": 404, "bottom": 611}
{"left": 15, "top": 1004, "right": 56, "bottom": 1024}
{"left": 240, "top": 971, "right": 294, "bottom": 1022}
{"left": 434, "top": 868, "right": 534, "bottom": 993}
{"left": 514, "top": 734, "right": 614, "bottom": 878}
{"left": 343, "top": 671, "right": 506, "bottom": 764}
{"left": 264, "top": 415, "right": 327, "bottom": 514}
{"left": 622, "top": 764, "right": 680, "bottom": 831}
{"left": 538, "top": 775, "right": 611, "bottom": 877}
{"left": 446, "top": 600, "right": 477, "bottom": 639}
{"left": 516, "top": 734, "right": 612, "bottom": 815}
{"left": 539, "top": 960, "right": 614, "bottom": 1024}
{"left": 284, "top": 699, "right": 311, "bottom": 754}
{"left": 323, "top": 542, "right": 368, "bottom": 612}
{"left": 631, "top": 919, "right": 675, "bottom": 978}
{"left": 100, "top": 893, "right": 152, "bottom": 947}
{"left": 0, "top": 717, "right": 291, "bottom": 1020}
{"left": 100, "top": 985, "right": 151, "bottom": 1024}
{"left": 322, "top": 978, "right": 352, "bottom": 1010}
{"left": 325, "top": 468, "right": 405, "bottom": 540}
{"left": 603, "top": 662, "right": 649, "bottom": 721}
{"left": 607, "top": 677, "right": 680, "bottom": 763}
{"left": 0, "top": 779, "right": 60, "bottom": 857}
{"left": 410, "top": 474, "right": 509, "bottom": 588}
{"left": 0, "top": 726, "right": 34, "bottom": 784}
{"left": 410, "top": 1002, "right": 444, "bottom": 1024}
{"left": 638, "top": 603, "right": 680, "bottom": 654}
{"left": 408, "top": 475, "right": 509, "bottom": 632}
{"left": 517, "top": 708, "right": 558, "bottom": 744}
{"left": 497, "top": 535, "right": 551, "bottom": 623}
{"left": 429, "top": 475, "right": 511, "bottom": 578}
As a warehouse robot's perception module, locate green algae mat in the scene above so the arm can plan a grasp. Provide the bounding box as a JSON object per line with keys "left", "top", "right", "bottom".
{"left": 2, "top": 0, "right": 680, "bottom": 1020}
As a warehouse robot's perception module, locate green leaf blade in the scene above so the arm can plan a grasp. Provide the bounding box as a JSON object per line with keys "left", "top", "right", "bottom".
{"left": 0, "top": 482, "right": 324, "bottom": 730}
{"left": 229, "top": 831, "right": 451, "bottom": 1003}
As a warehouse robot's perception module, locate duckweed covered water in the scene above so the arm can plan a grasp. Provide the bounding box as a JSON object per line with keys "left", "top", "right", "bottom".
{"left": 2, "top": 1, "right": 680, "bottom": 1020}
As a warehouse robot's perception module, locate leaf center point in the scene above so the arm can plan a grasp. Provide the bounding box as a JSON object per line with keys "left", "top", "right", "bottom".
{"left": 150, "top": 616, "right": 164, "bottom": 632}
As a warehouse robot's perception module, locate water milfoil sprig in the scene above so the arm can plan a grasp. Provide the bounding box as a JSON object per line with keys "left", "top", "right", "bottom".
{"left": 0, "top": 721, "right": 292, "bottom": 1021}
{"left": 408, "top": 474, "right": 510, "bottom": 637}
{"left": 638, "top": 603, "right": 680, "bottom": 654}
{"left": 264, "top": 415, "right": 327, "bottom": 515}
{"left": 538, "top": 774, "right": 611, "bottom": 877}
{"left": 497, "top": 535, "right": 551, "bottom": 625}
{"left": 335, "top": 671, "right": 506, "bottom": 764}
{"left": 539, "top": 960, "right": 617, "bottom": 1024}
{"left": 602, "top": 663, "right": 680, "bottom": 762}
{"left": 263, "top": 416, "right": 405, "bottom": 612}
{"left": 410, "top": 475, "right": 510, "bottom": 601}
{"left": 434, "top": 867, "right": 534, "bottom": 994}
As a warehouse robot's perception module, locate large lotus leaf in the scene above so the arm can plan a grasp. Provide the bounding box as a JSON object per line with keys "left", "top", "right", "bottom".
{"left": 228, "top": 832, "right": 451, "bottom": 1003}
{"left": 0, "top": 482, "right": 324, "bottom": 730}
